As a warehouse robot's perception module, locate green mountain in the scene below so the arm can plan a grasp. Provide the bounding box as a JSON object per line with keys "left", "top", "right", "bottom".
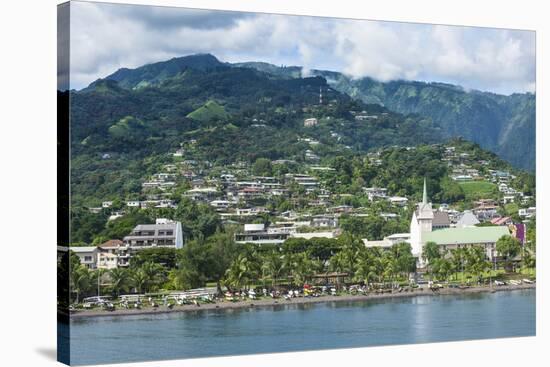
{"left": 69, "top": 55, "right": 445, "bottom": 207}
{"left": 235, "top": 62, "right": 535, "bottom": 171}
{"left": 94, "top": 53, "right": 227, "bottom": 90}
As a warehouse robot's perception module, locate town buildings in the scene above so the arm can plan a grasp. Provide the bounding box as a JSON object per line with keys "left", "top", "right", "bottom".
{"left": 365, "top": 179, "right": 514, "bottom": 268}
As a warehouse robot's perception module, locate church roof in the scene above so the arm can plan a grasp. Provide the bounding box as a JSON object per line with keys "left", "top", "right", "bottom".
{"left": 423, "top": 226, "right": 509, "bottom": 245}
{"left": 456, "top": 211, "right": 480, "bottom": 228}
{"left": 432, "top": 211, "right": 451, "bottom": 226}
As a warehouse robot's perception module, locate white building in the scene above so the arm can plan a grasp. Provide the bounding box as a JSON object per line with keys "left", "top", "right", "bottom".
{"left": 123, "top": 219, "right": 184, "bottom": 250}
{"left": 409, "top": 179, "right": 434, "bottom": 262}
{"left": 70, "top": 246, "right": 98, "bottom": 269}
{"left": 519, "top": 207, "right": 536, "bottom": 218}
{"left": 304, "top": 118, "right": 318, "bottom": 127}
{"left": 388, "top": 196, "right": 409, "bottom": 206}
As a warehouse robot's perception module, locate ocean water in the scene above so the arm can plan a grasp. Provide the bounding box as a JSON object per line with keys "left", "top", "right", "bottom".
{"left": 69, "top": 289, "right": 535, "bottom": 365}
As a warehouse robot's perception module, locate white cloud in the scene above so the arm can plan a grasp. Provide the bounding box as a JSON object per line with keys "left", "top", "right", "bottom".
{"left": 68, "top": 1, "right": 535, "bottom": 95}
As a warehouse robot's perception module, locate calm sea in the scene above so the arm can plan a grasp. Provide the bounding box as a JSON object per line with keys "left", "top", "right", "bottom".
{"left": 69, "top": 289, "right": 535, "bottom": 365}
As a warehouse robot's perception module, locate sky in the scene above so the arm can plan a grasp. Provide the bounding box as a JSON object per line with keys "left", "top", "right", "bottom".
{"left": 66, "top": 1, "right": 536, "bottom": 95}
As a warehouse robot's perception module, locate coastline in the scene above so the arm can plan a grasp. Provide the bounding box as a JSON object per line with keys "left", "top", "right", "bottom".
{"left": 70, "top": 283, "right": 535, "bottom": 319}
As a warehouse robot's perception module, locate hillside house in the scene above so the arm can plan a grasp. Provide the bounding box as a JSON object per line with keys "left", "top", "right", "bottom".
{"left": 71, "top": 247, "right": 98, "bottom": 269}
{"left": 304, "top": 118, "right": 318, "bottom": 127}
{"left": 518, "top": 207, "right": 536, "bottom": 218}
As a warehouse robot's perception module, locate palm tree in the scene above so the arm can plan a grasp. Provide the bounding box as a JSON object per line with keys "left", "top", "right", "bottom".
{"left": 450, "top": 248, "right": 467, "bottom": 281}
{"left": 140, "top": 261, "right": 165, "bottom": 292}
{"left": 422, "top": 241, "right": 440, "bottom": 279}
{"left": 432, "top": 258, "right": 452, "bottom": 282}
{"left": 496, "top": 235, "right": 522, "bottom": 273}
{"left": 466, "top": 246, "right": 490, "bottom": 283}
{"left": 262, "top": 250, "right": 284, "bottom": 288}
{"left": 71, "top": 265, "right": 91, "bottom": 304}
{"left": 292, "top": 252, "right": 313, "bottom": 286}
{"left": 224, "top": 254, "right": 253, "bottom": 291}
{"left": 282, "top": 251, "right": 295, "bottom": 286}
{"left": 131, "top": 269, "right": 148, "bottom": 294}
{"left": 354, "top": 249, "right": 374, "bottom": 285}
{"left": 382, "top": 253, "right": 397, "bottom": 286}
{"left": 109, "top": 268, "right": 130, "bottom": 297}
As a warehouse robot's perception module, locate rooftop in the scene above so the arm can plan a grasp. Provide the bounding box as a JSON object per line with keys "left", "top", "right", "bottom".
{"left": 423, "top": 226, "right": 509, "bottom": 245}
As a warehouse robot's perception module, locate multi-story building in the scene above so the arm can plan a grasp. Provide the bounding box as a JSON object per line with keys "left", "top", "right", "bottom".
{"left": 234, "top": 223, "right": 290, "bottom": 245}
{"left": 96, "top": 239, "right": 131, "bottom": 269}
{"left": 70, "top": 246, "right": 98, "bottom": 269}
{"left": 123, "top": 218, "right": 184, "bottom": 250}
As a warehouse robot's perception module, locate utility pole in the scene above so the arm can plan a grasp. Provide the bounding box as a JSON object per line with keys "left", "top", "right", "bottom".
{"left": 97, "top": 270, "right": 101, "bottom": 298}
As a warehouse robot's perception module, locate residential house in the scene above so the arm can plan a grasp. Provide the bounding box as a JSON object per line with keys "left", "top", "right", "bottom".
{"left": 235, "top": 223, "right": 290, "bottom": 245}
{"left": 388, "top": 196, "right": 408, "bottom": 206}
{"left": 518, "top": 207, "right": 536, "bottom": 218}
{"left": 304, "top": 118, "right": 318, "bottom": 127}
{"left": 491, "top": 216, "right": 513, "bottom": 226}
{"left": 96, "top": 240, "right": 130, "bottom": 269}
{"left": 71, "top": 246, "right": 98, "bottom": 269}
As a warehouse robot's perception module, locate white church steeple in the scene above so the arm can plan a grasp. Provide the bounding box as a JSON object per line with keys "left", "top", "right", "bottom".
{"left": 422, "top": 177, "right": 428, "bottom": 205}
{"left": 410, "top": 177, "right": 434, "bottom": 264}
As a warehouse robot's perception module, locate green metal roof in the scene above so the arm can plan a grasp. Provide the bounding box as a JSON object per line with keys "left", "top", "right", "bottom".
{"left": 423, "top": 226, "right": 509, "bottom": 245}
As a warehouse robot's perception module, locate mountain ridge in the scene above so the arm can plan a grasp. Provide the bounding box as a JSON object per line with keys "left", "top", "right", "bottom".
{"left": 84, "top": 53, "right": 535, "bottom": 171}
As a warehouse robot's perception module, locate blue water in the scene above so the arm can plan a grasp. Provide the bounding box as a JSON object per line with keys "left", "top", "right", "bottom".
{"left": 69, "top": 289, "right": 535, "bottom": 365}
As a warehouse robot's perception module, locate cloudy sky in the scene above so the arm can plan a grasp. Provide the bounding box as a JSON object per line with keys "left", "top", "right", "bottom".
{"left": 67, "top": 1, "right": 536, "bottom": 94}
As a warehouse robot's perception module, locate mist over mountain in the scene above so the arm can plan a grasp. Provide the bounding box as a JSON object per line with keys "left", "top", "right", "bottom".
{"left": 236, "top": 61, "right": 536, "bottom": 172}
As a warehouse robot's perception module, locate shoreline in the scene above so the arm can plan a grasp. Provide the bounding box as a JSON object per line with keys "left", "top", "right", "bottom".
{"left": 70, "top": 283, "right": 535, "bottom": 319}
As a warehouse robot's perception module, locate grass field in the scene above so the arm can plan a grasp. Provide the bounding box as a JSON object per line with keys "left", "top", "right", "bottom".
{"left": 186, "top": 100, "right": 229, "bottom": 122}
{"left": 458, "top": 181, "right": 497, "bottom": 200}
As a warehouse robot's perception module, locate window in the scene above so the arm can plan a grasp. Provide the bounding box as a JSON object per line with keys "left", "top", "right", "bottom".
{"left": 84, "top": 256, "right": 92, "bottom": 262}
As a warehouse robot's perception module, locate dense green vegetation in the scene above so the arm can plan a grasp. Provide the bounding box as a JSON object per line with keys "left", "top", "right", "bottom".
{"left": 458, "top": 181, "right": 498, "bottom": 201}
{"left": 69, "top": 54, "right": 445, "bottom": 208}
{"left": 67, "top": 231, "right": 535, "bottom": 303}
{"left": 186, "top": 100, "right": 229, "bottom": 122}
{"left": 237, "top": 61, "right": 536, "bottom": 171}
{"left": 63, "top": 54, "right": 536, "bottom": 304}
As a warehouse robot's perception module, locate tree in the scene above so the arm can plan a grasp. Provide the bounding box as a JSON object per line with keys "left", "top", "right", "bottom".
{"left": 109, "top": 268, "right": 130, "bottom": 297}
{"left": 174, "top": 198, "right": 221, "bottom": 240}
{"left": 466, "top": 246, "right": 490, "bottom": 283}
{"left": 262, "top": 250, "right": 284, "bottom": 288}
{"left": 291, "top": 252, "right": 314, "bottom": 286}
{"left": 431, "top": 258, "right": 453, "bottom": 281}
{"left": 101, "top": 210, "right": 154, "bottom": 240}
{"left": 224, "top": 254, "right": 255, "bottom": 291}
{"left": 355, "top": 248, "right": 377, "bottom": 285}
{"left": 139, "top": 261, "right": 166, "bottom": 292}
{"left": 450, "top": 247, "right": 467, "bottom": 281}
{"left": 329, "top": 234, "right": 360, "bottom": 278}
{"left": 422, "top": 241, "right": 441, "bottom": 264}
{"left": 391, "top": 242, "right": 416, "bottom": 278}
{"left": 422, "top": 241, "right": 440, "bottom": 279}
{"left": 204, "top": 232, "right": 239, "bottom": 295}
{"left": 131, "top": 268, "right": 149, "bottom": 294}
{"left": 252, "top": 158, "right": 273, "bottom": 176}
{"left": 381, "top": 252, "right": 397, "bottom": 285}
{"left": 130, "top": 247, "right": 177, "bottom": 269}
{"left": 70, "top": 265, "right": 92, "bottom": 304}
{"left": 496, "top": 235, "right": 522, "bottom": 272}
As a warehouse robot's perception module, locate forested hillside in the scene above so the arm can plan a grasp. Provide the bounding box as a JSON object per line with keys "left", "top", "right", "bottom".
{"left": 236, "top": 60, "right": 536, "bottom": 171}
{"left": 69, "top": 54, "right": 443, "bottom": 207}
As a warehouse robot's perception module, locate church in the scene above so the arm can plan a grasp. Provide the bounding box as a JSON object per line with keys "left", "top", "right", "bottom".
{"left": 365, "top": 178, "right": 511, "bottom": 268}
